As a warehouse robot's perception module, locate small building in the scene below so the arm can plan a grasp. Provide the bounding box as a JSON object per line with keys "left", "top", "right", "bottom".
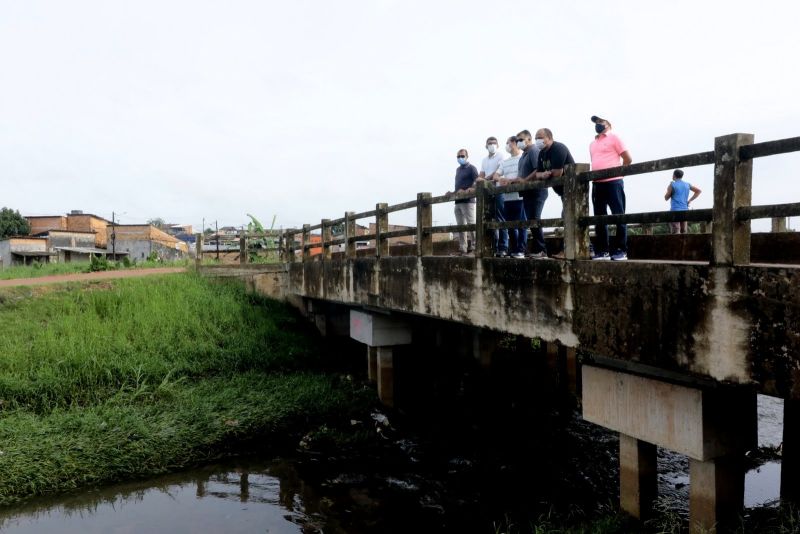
{"left": 107, "top": 225, "right": 189, "bottom": 261}
{"left": 0, "top": 237, "right": 56, "bottom": 268}
{"left": 26, "top": 211, "right": 112, "bottom": 248}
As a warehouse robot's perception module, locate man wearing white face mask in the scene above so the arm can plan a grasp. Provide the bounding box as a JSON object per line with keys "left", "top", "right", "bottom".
{"left": 476, "top": 136, "right": 508, "bottom": 256}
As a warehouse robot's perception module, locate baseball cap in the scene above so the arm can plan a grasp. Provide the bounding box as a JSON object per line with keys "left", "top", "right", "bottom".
{"left": 590, "top": 115, "right": 607, "bottom": 123}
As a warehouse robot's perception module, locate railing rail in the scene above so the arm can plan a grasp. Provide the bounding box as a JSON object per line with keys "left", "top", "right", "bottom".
{"left": 197, "top": 133, "right": 798, "bottom": 266}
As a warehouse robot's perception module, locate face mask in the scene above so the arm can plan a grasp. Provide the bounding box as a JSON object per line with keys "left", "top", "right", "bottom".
{"left": 534, "top": 139, "right": 545, "bottom": 150}
{"left": 505, "top": 143, "right": 512, "bottom": 152}
{"left": 595, "top": 123, "right": 606, "bottom": 134}
{"left": 487, "top": 144, "right": 497, "bottom": 155}
{"left": 516, "top": 140, "right": 526, "bottom": 150}
{"left": 457, "top": 157, "right": 467, "bottom": 165}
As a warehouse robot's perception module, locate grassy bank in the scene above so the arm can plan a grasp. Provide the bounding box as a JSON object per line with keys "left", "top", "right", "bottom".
{"left": 0, "top": 258, "right": 191, "bottom": 281}
{"left": 0, "top": 274, "right": 372, "bottom": 505}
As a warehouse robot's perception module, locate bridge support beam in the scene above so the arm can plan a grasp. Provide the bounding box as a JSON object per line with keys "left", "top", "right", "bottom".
{"left": 582, "top": 365, "right": 756, "bottom": 532}
{"left": 350, "top": 310, "right": 412, "bottom": 408}
{"left": 782, "top": 399, "right": 800, "bottom": 505}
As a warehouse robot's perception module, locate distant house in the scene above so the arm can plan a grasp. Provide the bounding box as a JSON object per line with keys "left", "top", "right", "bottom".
{"left": 0, "top": 237, "right": 56, "bottom": 268}
{"left": 41, "top": 230, "right": 121, "bottom": 263}
{"left": 26, "top": 211, "right": 113, "bottom": 248}
{"left": 107, "top": 225, "right": 189, "bottom": 261}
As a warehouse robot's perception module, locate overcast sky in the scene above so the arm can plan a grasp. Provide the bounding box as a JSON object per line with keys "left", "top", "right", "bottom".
{"left": 2, "top": 0, "right": 799, "bottom": 232}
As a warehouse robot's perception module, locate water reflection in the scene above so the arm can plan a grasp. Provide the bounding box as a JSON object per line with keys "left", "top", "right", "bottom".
{"left": 0, "top": 460, "right": 317, "bottom": 534}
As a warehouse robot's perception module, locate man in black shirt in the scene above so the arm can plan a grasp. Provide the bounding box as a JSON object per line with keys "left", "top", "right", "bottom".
{"left": 534, "top": 128, "right": 575, "bottom": 258}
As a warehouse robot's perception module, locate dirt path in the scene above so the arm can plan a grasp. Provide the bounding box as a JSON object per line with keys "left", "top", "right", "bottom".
{"left": 0, "top": 267, "right": 187, "bottom": 288}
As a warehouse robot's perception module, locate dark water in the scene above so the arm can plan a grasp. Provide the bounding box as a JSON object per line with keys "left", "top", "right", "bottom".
{"left": 0, "top": 332, "right": 786, "bottom": 534}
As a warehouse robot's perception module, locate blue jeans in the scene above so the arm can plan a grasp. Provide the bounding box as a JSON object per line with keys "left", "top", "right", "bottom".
{"left": 522, "top": 190, "right": 548, "bottom": 254}
{"left": 592, "top": 180, "right": 627, "bottom": 254}
{"left": 504, "top": 198, "right": 527, "bottom": 254}
{"left": 492, "top": 193, "right": 509, "bottom": 252}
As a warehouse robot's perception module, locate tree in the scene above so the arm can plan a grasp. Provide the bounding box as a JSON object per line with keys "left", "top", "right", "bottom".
{"left": 0, "top": 207, "right": 31, "bottom": 238}
{"left": 147, "top": 217, "right": 166, "bottom": 229}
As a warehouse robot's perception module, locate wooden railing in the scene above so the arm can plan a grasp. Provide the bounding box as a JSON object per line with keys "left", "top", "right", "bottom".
{"left": 205, "top": 133, "right": 800, "bottom": 266}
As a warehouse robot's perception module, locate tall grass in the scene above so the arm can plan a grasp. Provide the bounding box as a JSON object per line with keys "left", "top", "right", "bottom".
{"left": 0, "top": 259, "right": 191, "bottom": 281}
{"left": 0, "top": 273, "right": 372, "bottom": 505}
{"left": 0, "top": 274, "right": 312, "bottom": 411}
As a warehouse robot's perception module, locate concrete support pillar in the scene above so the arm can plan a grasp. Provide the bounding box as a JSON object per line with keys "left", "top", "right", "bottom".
{"left": 564, "top": 347, "right": 578, "bottom": 395}
{"left": 367, "top": 345, "right": 378, "bottom": 383}
{"left": 619, "top": 434, "right": 657, "bottom": 520}
{"left": 472, "top": 329, "right": 499, "bottom": 368}
{"left": 782, "top": 399, "right": 800, "bottom": 505}
{"left": 350, "top": 310, "right": 411, "bottom": 408}
{"left": 545, "top": 341, "right": 559, "bottom": 372}
{"left": 377, "top": 346, "right": 394, "bottom": 407}
{"left": 583, "top": 366, "right": 756, "bottom": 532}
{"left": 689, "top": 456, "right": 746, "bottom": 533}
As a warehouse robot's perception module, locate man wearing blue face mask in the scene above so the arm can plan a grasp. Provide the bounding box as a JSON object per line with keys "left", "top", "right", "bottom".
{"left": 452, "top": 148, "right": 478, "bottom": 255}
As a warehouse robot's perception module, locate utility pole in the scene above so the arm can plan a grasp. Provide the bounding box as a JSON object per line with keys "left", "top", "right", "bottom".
{"left": 112, "top": 211, "right": 116, "bottom": 259}
{"left": 215, "top": 220, "right": 219, "bottom": 260}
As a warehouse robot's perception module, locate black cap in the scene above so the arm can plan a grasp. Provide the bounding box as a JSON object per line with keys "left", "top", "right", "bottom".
{"left": 590, "top": 115, "right": 607, "bottom": 123}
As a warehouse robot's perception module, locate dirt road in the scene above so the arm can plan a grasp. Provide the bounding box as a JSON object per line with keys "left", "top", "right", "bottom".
{"left": 0, "top": 267, "right": 187, "bottom": 288}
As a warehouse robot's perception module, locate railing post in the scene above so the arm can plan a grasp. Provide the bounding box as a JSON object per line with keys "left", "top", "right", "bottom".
{"left": 376, "top": 203, "right": 389, "bottom": 257}
{"left": 195, "top": 232, "right": 204, "bottom": 269}
{"left": 321, "top": 219, "right": 331, "bottom": 260}
{"left": 302, "top": 224, "right": 311, "bottom": 262}
{"left": 345, "top": 212, "right": 356, "bottom": 259}
{"left": 712, "top": 133, "right": 754, "bottom": 266}
{"left": 563, "top": 163, "right": 591, "bottom": 260}
{"left": 416, "top": 192, "right": 433, "bottom": 256}
{"left": 239, "top": 234, "right": 248, "bottom": 264}
{"left": 285, "top": 231, "right": 296, "bottom": 263}
{"left": 772, "top": 217, "right": 787, "bottom": 233}
{"left": 474, "top": 180, "right": 492, "bottom": 258}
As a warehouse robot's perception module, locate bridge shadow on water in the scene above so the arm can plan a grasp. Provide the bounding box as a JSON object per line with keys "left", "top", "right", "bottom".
{"left": 315, "top": 325, "right": 624, "bottom": 532}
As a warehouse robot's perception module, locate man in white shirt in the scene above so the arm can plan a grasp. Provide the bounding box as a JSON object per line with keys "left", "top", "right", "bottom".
{"left": 492, "top": 136, "right": 526, "bottom": 258}
{"left": 476, "top": 136, "right": 507, "bottom": 256}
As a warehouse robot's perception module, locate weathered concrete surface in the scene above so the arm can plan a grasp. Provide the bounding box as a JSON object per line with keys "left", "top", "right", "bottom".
{"left": 582, "top": 366, "right": 756, "bottom": 460}
{"left": 283, "top": 257, "right": 800, "bottom": 398}
{"left": 349, "top": 310, "right": 412, "bottom": 347}
{"left": 205, "top": 253, "right": 800, "bottom": 399}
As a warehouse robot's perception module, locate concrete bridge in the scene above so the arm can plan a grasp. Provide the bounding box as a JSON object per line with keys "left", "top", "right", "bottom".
{"left": 201, "top": 133, "right": 800, "bottom": 532}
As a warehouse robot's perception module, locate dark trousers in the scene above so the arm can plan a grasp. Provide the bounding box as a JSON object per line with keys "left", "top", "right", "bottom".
{"left": 522, "top": 190, "right": 548, "bottom": 254}
{"left": 504, "top": 199, "right": 526, "bottom": 254}
{"left": 592, "top": 180, "right": 627, "bottom": 254}
{"left": 492, "top": 193, "right": 509, "bottom": 252}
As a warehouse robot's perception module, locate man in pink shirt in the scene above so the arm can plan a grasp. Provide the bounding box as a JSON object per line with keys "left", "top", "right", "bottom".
{"left": 589, "top": 115, "right": 632, "bottom": 261}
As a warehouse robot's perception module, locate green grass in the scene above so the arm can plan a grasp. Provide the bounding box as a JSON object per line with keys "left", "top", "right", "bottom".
{"left": 0, "top": 259, "right": 191, "bottom": 280}
{"left": 0, "top": 273, "right": 372, "bottom": 505}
